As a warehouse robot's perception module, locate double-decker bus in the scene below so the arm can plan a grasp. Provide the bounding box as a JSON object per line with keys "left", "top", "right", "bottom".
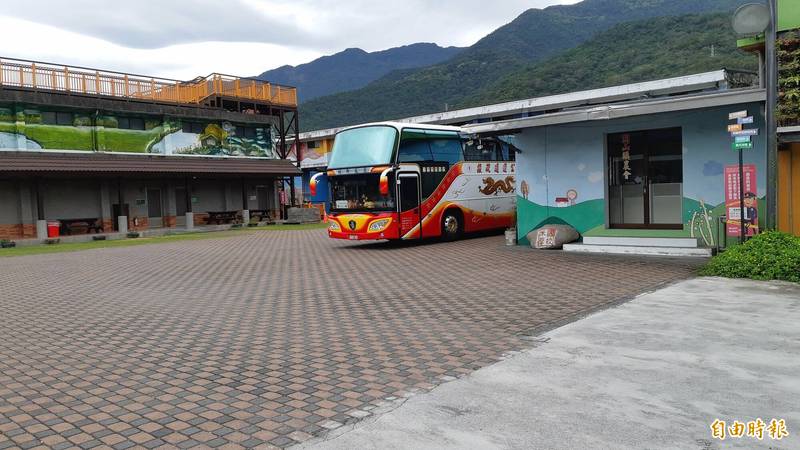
{"left": 316, "top": 122, "right": 516, "bottom": 241}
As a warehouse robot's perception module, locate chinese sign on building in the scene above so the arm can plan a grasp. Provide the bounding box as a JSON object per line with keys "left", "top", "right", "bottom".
{"left": 621, "top": 133, "right": 631, "bottom": 180}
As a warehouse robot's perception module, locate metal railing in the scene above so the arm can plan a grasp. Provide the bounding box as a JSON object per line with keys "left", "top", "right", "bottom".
{"left": 0, "top": 57, "right": 297, "bottom": 107}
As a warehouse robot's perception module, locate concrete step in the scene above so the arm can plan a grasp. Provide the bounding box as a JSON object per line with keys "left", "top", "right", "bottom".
{"left": 563, "top": 243, "right": 712, "bottom": 257}
{"left": 582, "top": 236, "right": 700, "bottom": 248}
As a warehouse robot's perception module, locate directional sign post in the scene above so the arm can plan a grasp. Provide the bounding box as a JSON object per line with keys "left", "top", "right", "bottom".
{"left": 728, "top": 109, "right": 751, "bottom": 243}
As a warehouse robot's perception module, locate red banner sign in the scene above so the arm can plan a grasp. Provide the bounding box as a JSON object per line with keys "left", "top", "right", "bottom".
{"left": 724, "top": 164, "right": 758, "bottom": 236}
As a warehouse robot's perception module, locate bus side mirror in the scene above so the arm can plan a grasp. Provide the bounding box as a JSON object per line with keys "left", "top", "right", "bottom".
{"left": 379, "top": 168, "right": 392, "bottom": 196}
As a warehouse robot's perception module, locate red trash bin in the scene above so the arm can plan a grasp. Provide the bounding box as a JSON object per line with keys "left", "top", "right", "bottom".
{"left": 47, "top": 221, "right": 60, "bottom": 238}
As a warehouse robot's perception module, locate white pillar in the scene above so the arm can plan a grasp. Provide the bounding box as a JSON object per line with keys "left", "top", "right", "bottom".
{"left": 117, "top": 216, "right": 128, "bottom": 234}
{"left": 185, "top": 212, "right": 194, "bottom": 230}
{"left": 242, "top": 209, "right": 250, "bottom": 225}
{"left": 36, "top": 220, "right": 47, "bottom": 240}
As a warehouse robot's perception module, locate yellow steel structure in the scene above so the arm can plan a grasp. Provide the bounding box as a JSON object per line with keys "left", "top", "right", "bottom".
{"left": 0, "top": 57, "right": 297, "bottom": 107}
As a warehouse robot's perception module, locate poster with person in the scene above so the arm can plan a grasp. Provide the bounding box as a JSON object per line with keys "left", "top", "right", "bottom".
{"left": 724, "top": 164, "right": 758, "bottom": 237}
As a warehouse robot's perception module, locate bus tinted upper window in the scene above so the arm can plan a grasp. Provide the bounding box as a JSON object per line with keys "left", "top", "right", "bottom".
{"left": 397, "top": 129, "right": 462, "bottom": 165}
{"left": 464, "top": 137, "right": 517, "bottom": 161}
{"left": 429, "top": 139, "right": 463, "bottom": 165}
{"left": 397, "top": 136, "right": 431, "bottom": 163}
{"left": 463, "top": 139, "right": 497, "bottom": 161}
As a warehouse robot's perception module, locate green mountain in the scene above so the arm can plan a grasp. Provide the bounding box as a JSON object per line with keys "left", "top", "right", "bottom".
{"left": 299, "top": 0, "right": 752, "bottom": 131}
{"left": 468, "top": 13, "right": 758, "bottom": 106}
{"left": 258, "top": 43, "right": 463, "bottom": 102}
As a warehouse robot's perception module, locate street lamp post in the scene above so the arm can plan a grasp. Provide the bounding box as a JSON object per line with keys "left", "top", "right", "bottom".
{"left": 765, "top": 0, "right": 778, "bottom": 231}
{"left": 733, "top": 1, "right": 779, "bottom": 233}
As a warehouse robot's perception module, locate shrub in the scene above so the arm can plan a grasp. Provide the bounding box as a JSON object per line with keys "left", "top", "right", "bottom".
{"left": 700, "top": 231, "right": 800, "bottom": 282}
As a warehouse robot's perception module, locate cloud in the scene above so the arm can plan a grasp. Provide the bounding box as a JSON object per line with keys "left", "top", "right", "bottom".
{"left": 703, "top": 160, "right": 724, "bottom": 176}
{"left": 0, "top": 0, "right": 577, "bottom": 54}
{"left": 0, "top": 16, "right": 321, "bottom": 79}
{"left": 577, "top": 163, "right": 586, "bottom": 172}
{"left": 2, "top": 0, "right": 306, "bottom": 50}
{"left": 587, "top": 171, "right": 603, "bottom": 183}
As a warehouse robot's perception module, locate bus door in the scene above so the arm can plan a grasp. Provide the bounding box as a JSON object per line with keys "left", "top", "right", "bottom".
{"left": 397, "top": 173, "right": 421, "bottom": 239}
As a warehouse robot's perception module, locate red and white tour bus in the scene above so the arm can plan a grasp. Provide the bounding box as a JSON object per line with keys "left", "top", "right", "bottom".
{"left": 314, "top": 122, "right": 516, "bottom": 241}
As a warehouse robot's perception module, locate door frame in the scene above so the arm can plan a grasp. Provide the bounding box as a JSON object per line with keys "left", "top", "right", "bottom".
{"left": 396, "top": 172, "right": 422, "bottom": 239}
{"left": 606, "top": 128, "right": 684, "bottom": 230}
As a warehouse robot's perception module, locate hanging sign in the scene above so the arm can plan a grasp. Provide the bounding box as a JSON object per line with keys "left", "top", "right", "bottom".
{"left": 724, "top": 164, "right": 758, "bottom": 237}
{"left": 737, "top": 116, "right": 754, "bottom": 125}
{"left": 728, "top": 110, "right": 748, "bottom": 120}
{"left": 734, "top": 135, "right": 751, "bottom": 143}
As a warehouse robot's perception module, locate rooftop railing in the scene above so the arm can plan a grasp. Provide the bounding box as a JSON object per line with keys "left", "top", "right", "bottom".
{"left": 0, "top": 57, "right": 297, "bottom": 108}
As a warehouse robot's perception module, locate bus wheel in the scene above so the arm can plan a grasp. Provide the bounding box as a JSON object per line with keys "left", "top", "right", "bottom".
{"left": 441, "top": 210, "right": 462, "bottom": 241}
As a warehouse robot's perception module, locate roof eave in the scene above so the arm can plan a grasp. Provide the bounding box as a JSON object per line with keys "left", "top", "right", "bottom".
{"left": 462, "top": 88, "right": 767, "bottom": 135}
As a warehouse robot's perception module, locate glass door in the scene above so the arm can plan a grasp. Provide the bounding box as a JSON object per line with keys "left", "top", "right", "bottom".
{"left": 397, "top": 173, "right": 421, "bottom": 238}
{"left": 608, "top": 128, "right": 682, "bottom": 228}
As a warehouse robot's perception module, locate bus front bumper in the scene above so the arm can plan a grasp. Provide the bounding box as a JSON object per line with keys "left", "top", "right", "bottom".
{"left": 327, "top": 213, "right": 397, "bottom": 240}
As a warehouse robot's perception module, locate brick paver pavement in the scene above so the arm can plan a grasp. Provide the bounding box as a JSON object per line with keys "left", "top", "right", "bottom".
{"left": 0, "top": 230, "right": 702, "bottom": 449}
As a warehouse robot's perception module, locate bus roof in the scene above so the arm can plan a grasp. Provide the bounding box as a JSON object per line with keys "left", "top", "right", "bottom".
{"left": 337, "top": 121, "right": 463, "bottom": 135}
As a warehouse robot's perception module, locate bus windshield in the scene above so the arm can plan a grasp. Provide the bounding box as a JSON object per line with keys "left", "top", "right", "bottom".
{"left": 330, "top": 174, "right": 396, "bottom": 211}
{"left": 328, "top": 125, "right": 398, "bottom": 169}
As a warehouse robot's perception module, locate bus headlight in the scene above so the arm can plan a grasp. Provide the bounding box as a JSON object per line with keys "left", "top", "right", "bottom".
{"left": 368, "top": 218, "right": 391, "bottom": 232}
{"left": 328, "top": 221, "right": 341, "bottom": 232}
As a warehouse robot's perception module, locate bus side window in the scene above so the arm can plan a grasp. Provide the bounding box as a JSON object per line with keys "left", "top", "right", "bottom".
{"left": 464, "top": 140, "right": 495, "bottom": 161}
{"left": 428, "top": 139, "right": 463, "bottom": 166}
{"left": 398, "top": 137, "right": 432, "bottom": 163}
{"left": 498, "top": 140, "right": 517, "bottom": 161}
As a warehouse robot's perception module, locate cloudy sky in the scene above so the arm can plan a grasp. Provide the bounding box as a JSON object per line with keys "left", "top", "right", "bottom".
{"left": 0, "top": 0, "right": 578, "bottom": 80}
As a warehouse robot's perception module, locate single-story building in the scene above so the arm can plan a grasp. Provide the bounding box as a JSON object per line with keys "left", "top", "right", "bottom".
{"left": 465, "top": 87, "right": 766, "bottom": 254}
{"left": 0, "top": 151, "right": 298, "bottom": 239}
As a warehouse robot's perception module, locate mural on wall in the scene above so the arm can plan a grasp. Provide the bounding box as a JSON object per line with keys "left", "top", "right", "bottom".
{"left": 152, "top": 119, "right": 277, "bottom": 158}
{"left": 513, "top": 104, "right": 768, "bottom": 247}
{"left": 520, "top": 180, "right": 530, "bottom": 200}
{"left": 515, "top": 126, "right": 607, "bottom": 239}
{"left": 297, "top": 139, "right": 333, "bottom": 169}
{"left": 0, "top": 106, "right": 278, "bottom": 158}
{"left": 687, "top": 200, "right": 715, "bottom": 247}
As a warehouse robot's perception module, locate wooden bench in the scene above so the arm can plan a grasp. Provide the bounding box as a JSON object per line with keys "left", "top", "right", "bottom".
{"left": 249, "top": 209, "right": 273, "bottom": 223}
{"left": 60, "top": 218, "right": 103, "bottom": 235}
{"left": 206, "top": 211, "right": 240, "bottom": 225}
